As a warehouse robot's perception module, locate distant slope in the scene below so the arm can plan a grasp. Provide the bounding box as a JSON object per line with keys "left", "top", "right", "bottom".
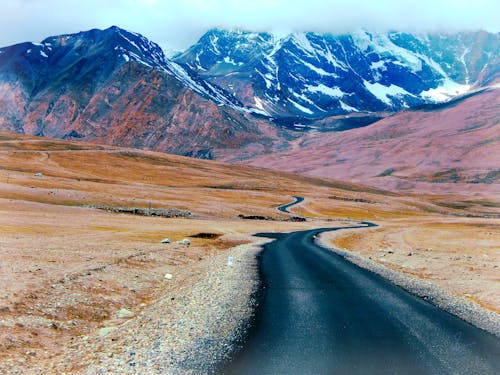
{"left": 175, "top": 29, "right": 499, "bottom": 127}
{"left": 0, "top": 26, "right": 290, "bottom": 158}
{"left": 244, "top": 86, "right": 500, "bottom": 197}
{"left": 0, "top": 130, "right": 441, "bottom": 220}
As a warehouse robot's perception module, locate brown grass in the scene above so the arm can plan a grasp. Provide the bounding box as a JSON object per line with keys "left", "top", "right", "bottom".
{"left": 0, "top": 131, "right": 497, "bottom": 371}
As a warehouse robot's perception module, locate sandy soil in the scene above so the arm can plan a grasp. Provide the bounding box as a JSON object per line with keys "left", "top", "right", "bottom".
{"left": 321, "top": 217, "right": 500, "bottom": 313}
{"left": 0, "top": 131, "right": 498, "bottom": 373}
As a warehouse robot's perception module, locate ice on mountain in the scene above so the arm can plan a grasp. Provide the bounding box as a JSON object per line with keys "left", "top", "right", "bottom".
{"left": 118, "top": 31, "right": 142, "bottom": 53}
{"left": 420, "top": 79, "right": 470, "bottom": 102}
{"left": 307, "top": 84, "right": 344, "bottom": 98}
{"left": 363, "top": 81, "right": 414, "bottom": 106}
{"left": 122, "top": 54, "right": 130, "bottom": 62}
{"left": 252, "top": 97, "right": 271, "bottom": 115}
{"left": 339, "top": 100, "right": 359, "bottom": 112}
{"left": 291, "top": 33, "right": 316, "bottom": 57}
{"left": 210, "top": 35, "right": 221, "bottom": 55}
{"left": 352, "top": 30, "right": 423, "bottom": 72}
{"left": 288, "top": 98, "right": 314, "bottom": 114}
{"left": 40, "top": 50, "right": 48, "bottom": 58}
{"left": 301, "top": 60, "right": 335, "bottom": 76}
{"left": 370, "top": 60, "right": 387, "bottom": 71}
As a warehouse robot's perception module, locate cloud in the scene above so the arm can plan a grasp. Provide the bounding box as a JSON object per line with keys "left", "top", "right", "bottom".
{"left": 0, "top": 0, "right": 498, "bottom": 52}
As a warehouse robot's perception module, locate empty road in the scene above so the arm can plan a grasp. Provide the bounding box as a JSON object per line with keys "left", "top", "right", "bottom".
{"left": 220, "top": 226, "right": 500, "bottom": 374}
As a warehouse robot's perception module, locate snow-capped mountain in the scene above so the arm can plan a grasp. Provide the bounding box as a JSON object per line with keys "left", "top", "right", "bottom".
{"left": 0, "top": 26, "right": 279, "bottom": 157}
{"left": 0, "top": 26, "right": 498, "bottom": 159}
{"left": 175, "top": 29, "right": 499, "bottom": 126}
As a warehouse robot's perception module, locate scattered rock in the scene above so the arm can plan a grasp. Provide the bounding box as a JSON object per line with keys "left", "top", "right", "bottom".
{"left": 164, "top": 273, "right": 173, "bottom": 280}
{"left": 177, "top": 239, "right": 191, "bottom": 246}
{"left": 161, "top": 238, "right": 171, "bottom": 244}
{"left": 98, "top": 326, "right": 118, "bottom": 338}
{"left": 34, "top": 172, "right": 43, "bottom": 177}
{"left": 116, "top": 308, "right": 135, "bottom": 319}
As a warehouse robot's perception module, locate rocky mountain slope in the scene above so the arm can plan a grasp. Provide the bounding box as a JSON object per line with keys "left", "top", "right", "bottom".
{"left": 175, "top": 29, "right": 499, "bottom": 129}
{"left": 0, "top": 26, "right": 289, "bottom": 158}
{"left": 244, "top": 85, "right": 500, "bottom": 198}
{"left": 0, "top": 26, "right": 498, "bottom": 170}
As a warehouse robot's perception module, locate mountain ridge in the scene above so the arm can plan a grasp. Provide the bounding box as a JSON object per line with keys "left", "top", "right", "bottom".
{"left": 0, "top": 26, "right": 498, "bottom": 170}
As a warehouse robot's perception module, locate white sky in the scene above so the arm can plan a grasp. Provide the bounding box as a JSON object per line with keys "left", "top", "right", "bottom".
{"left": 1, "top": 0, "right": 498, "bottom": 52}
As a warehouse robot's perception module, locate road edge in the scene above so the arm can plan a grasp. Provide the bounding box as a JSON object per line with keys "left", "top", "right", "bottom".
{"left": 316, "top": 233, "right": 500, "bottom": 338}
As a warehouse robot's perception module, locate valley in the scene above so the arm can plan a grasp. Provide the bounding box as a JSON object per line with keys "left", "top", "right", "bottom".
{"left": 0, "top": 22, "right": 499, "bottom": 374}
{"left": 0, "top": 132, "right": 498, "bottom": 373}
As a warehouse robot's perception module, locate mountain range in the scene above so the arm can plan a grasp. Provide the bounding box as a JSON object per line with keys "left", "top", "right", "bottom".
{"left": 0, "top": 26, "right": 498, "bottom": 194}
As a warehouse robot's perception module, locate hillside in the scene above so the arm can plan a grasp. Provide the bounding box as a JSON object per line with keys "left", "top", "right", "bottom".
{"left": 0, "top": 26, "right": 498, "bottom": 158}
{"left": 244, "top": 85, "right": 500, "bottom": 206}
{"left": 0, "top": 132, "right": 499, "bottom": 373}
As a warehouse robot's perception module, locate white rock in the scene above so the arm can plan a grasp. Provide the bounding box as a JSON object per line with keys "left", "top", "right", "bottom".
{"left": 177, "top": 239, "right": 190, "bottom": 245}
{"left": 164, "top": 273, "right": 173, "bottom": 280}
{"left": 161, "top": 238, "right": 171, "bottom": 244}
{"left": 116, "top": 308, "right": 134, "bottom": 319}
{"left": 98, "top": 326, "right": 118, "bottom": 338}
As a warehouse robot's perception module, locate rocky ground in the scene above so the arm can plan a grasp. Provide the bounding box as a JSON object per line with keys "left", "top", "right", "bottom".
{"left": 54, "top": 237, "right": 266, "bottom": 375}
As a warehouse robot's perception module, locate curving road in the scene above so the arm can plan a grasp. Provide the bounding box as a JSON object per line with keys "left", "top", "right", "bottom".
{"left": 219, "top": 198, "right": 500, "bottom": 374}
{"left": 277, "top": 196, "right": 304, "bottom": 214}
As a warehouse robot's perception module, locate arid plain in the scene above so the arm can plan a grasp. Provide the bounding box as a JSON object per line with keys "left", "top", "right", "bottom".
{"left": 0, "top": 131, "right": 498, "bottom": 372}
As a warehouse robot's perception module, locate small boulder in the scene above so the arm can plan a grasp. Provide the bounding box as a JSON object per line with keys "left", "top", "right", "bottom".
{"left": 116, "top": 308, "right": 134, "bottom": 319}
{"left": 34, "top": 172, "right": 43, "bottom": 177}
{"left": 98, "top": 326, "right": 118, "bottom": 338}
{"left": 164, "top": 273, "right": 173, "bottom": 280}
{"left": 177, "top": 239, "right": 190, "bottom": 245}
{"left": 161, "top": 238, "right": 171, "bottom": 244}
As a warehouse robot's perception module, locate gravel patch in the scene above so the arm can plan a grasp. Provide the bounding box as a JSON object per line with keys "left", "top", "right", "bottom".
{"left": 60, "top": 236, "right": 268, "bottom": 374}
{"left": 317, "top": 234, "right": 500, "bottom": 338}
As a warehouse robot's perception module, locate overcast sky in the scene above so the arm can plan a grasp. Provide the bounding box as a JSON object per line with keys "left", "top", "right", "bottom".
{"left": 1, "top": 0, "right": 498, "bottom": 52}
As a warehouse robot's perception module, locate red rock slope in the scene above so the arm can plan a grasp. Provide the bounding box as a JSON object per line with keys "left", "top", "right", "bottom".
{"left": 244, "top": 87, "right": 500, "bottom": 198}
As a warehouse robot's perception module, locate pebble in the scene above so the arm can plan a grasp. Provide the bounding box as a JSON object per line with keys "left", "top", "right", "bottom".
{"left": 79, "top": 239, "right": 265, "bottom": 375}
{"left": 116, "top": 308, "right": 135, "bottom": 319}
{"left": 98, "top": 327, "right": 118, "bottom": 338}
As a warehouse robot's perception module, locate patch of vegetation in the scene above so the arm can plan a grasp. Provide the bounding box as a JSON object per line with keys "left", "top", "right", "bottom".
{"left": 376, "top": 168, "right": 395, "bottom": 177}
{"left": 90, "top": 205, "right": 192, "bottom": 218}
{"left": 189, "top": 232, "right": 222, "bottom": 239}
{"left": 328, "top": 195, "right": 377, "bottom": 204}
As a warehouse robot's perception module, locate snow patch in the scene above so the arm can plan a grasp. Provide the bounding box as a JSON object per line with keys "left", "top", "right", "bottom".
{"left": 288, "top": 98, "right": 314, "bottom": 114}
{"left": 122, "top": 54, "right": 130, "bottom": 62}
{"left": 223, "top": 56, "right": 237, "bottom": 65}
{"left": 420, "top": 80, "right": 470, "bottom": 102}
{"left": 460, "top": 47, "right": 471, "bottom": 84}
{"left": 40, "top": 50, "right": 48, "bottom": 58}
{"left": 252, "top": 97, "right": 271, "bottom": 115}
{"left": 307, "top": 84, "right": 344, "bottom": 98}
{"left": 339, "top": 100, "right": 359, "bottom": 112}
{"left": 291, "top": 33, "right": 316, "bottom": 57}
{"left": 363, "top": 81, "right": 414, "bottom": 105}
{"left": 302, "top": 60, "right": 336, "bottom": 76}
{"left": 353, "top": 30, "right": 423, "bottom": 72}
{"left": 370, "top": 60, "right": 387, "bottom": 70}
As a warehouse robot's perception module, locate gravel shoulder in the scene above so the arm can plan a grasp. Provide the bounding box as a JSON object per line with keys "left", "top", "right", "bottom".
{"left": 46, "top": 235, "right": 269, "bottom": 374}
{"left": 316, "top": 232, "right": 500, "bottom": 337}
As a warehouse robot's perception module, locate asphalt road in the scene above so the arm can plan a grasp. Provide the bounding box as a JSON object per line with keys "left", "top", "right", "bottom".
{"left": 277, "top": 196, "right": 304, "bottom": 214}
{"left": 220, "top": 226, "right": 500, "bottom": 374}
